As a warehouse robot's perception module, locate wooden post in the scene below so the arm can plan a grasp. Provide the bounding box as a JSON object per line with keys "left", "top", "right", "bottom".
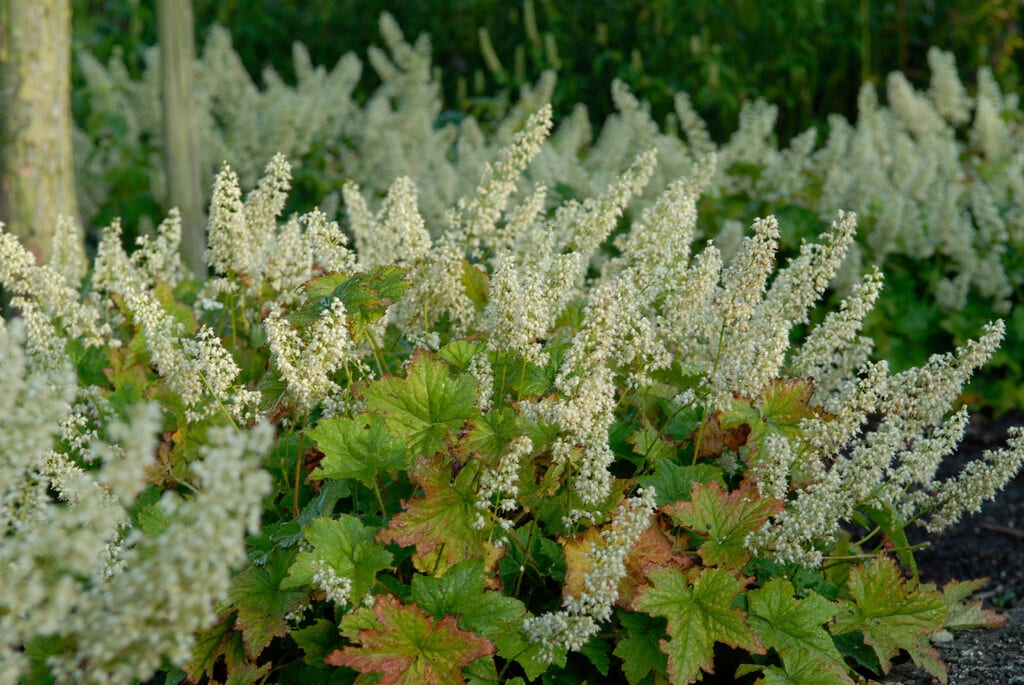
{"left": 157, "top": 0, "right": 207, "bottom": 277}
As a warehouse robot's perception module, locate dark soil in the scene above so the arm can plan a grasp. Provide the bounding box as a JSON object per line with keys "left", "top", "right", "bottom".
{"left": 882, "top": 410, "right": 1024, "bottom": 684}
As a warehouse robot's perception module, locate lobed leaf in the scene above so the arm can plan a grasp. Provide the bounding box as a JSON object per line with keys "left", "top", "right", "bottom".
{"left": 228, "top": 550, "right": 308, "bottom": 659}
{"left": 663, "top": 481, "right": 784, "bottom": 567}
{"left": 282, "top": 514, "right": 393, "bottom": 600}
{"left": 308, "top": 413, "right": 408, "bottom": 487}
{"left": 746, "top": 577, "right": 852, "bottom": 683}
{"left": 377, "top": 457, "right": 496, "bottom": 575}
{"left": 363, "top": 352, "right": 478, "bottom": 458}
{"left": 634, "top": 566, "right": 764, "bottom": 684}
{"left": 326, "top": 595, "right": 495, "bottom": 685}
{"left": 832, "top": 557, "right": 948, "bottom": 681}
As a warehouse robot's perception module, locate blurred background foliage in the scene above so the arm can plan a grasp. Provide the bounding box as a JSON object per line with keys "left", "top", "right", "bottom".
{"left": 71, "top": 0, "right": 1023, "bottom": 143}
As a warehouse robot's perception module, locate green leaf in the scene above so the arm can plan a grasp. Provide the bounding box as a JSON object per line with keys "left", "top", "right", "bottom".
{"left": 438, "top": 340, "right": 486, "bottom": 371}
{"left": 941, "top": 578, "right": 1007, "bottom": 631}
{"left": 23, "top": 634, "right": 67, "bottom": 684}
{"left": 282, "top": 515, "right": 393, "bottom": 600}
{"left": 462, "top": 259, "right": 490, "bottom": 310}
{"left": 302, "top": 272, "right": 349, "bottom": 300}
{"left": 832, "top": 631, "right": 880, "bottom": 674}
{"left": 628, "top": 426, "right": 677, "bottom": 463}
{"left": 293, "top": 266, "right": 411, "bottom": 340}
{"left": 291, "top": 619, "right": 341, "bottom": 667}
{"left": 737, "top": 646, "right": 850, "bottom": 684}
{"left": 410, "top": 558, "right": 526, "bottom": 639}
{"left": 580, "top": 637, "right": 611, "bottom": 676}
{"left": 377, "top": 458, "right": 490, "bottom": 574}
{"left": 464, "top": 656, "right": 499, "bottom": 685}
{"left": 224, "top": 661, "right": 271, "bottom": 685}
{"left": 613, "top": 610, "right": 668, "bottom": 685}
{"left": 491, "top": 347, "right": 562, "bottom": 398}
{"left": 662, "top": 481, "right": 784, "bottom": 567}
{"left": 857, "top": 503, "right": 916, "bottom": 576}
{"left": 410, "top": 555, "right": 557, "bottom": 678}
{"left": 833, "top": 557, "right": 947, "bottom": 681}
{"left": 634, "top": 567, "right": 763, "bottom": 684}
{"left": 326, "top": 595, "right": 495, "bottom": 685}
{"left": 228, "top": 550, "right": 309, "bottom": 659}
{"left": 251, "top": 479, "right": 350, "bottom": 565}
{"left": 746, "top": 578, "right": 851, "bottom": 683}
{"left": 720, "top": 378, "right": 821, "bottom": 450}
{"left": 363, "top": 353, "right": 478, "bottom": 457}
{"left": 637, "top": 459, "right": 725, "bottom": 507}
{"left": 154, "top": 280, "right": 198, "bottom": 335}
{"left": 308, "top": 414, "right": 408, "bottom": 487}
{"left": 65, "top": 337, "right": 109, "bottom": 386}
{"left": 135, "top": 502, "right": 171, "bottom": 536}
{"left": 186, "top": 614, "right": 237, "bottom": 680}
{"left": 339, "top": 604, "right": 383, "bottom": 641}
{"left": 458, "top": 407, "right": 520, "bottom": 463}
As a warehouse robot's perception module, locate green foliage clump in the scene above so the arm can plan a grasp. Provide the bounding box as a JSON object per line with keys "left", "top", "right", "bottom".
{"left": 3, "top": 104, "right": 1021, "bottom": 683}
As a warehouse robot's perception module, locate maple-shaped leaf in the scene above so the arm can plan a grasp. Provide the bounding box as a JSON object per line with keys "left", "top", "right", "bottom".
{"left": 613, "top": 609, "right": 669, "bottom": 685}
{"left": 455, "top": 407, "right": 520, "bottom": 464}
{"left": 719, "top": 378, "right": 823, "bottom": 453}
{"left": 832, "top": 557, "right": 948, "bottom": 682}
{"left": 408, "top": 558, "right": 548, "bottom": 675}
{"left": 339, "top": 603, "right": 383, "bottom": 641}
{"left": 186, "top": 614, "right": 239, "bottom": 680}
{"left": 291, "top": 618, "right": 340, "bottom": 667}
{"left": 363, "top": 353, "right": 478, "bottom": 457}
{"left": 562, "top": 512, "right": 689, "bottom": 610}
{"left": 292, "top": 265, "right": 411, "bottom": 340}
{"left": 228, "top": 550, "right": 308, "bottom": 659}
{"left": 618, "top": 514, "right": 693, "bottom": 607}
{"left": 637, "top": 458, "right": 725, "bottom": 506}
{"left": 410, "top": 558, "right": 526, "bottom": 639}
{"left": 438, "top": 340, "right": 487, "bottom": 371}
{"left": 633, "top": 566, "right": 764, "bottom": 684}
{"left": 308, "top": 413, "right": 408, "bottom": 487}
{"left": 326, "top": 594, "right": 495, "bottom": 685}
{"left": 746, "top": 577, "right": 852, "bottom": 684}
{"left": 282, "top": 515, "right": 393, "bottom": 600}
{"left": 662, "top": 481, "right": 784, "bottom": 567}
{"left": 736, "top": 646, "right": 850, "bottom": 685}
{"left": 628, "top": 426, "right": 677, "bottom": 463}
{"left": 692, "top": 410, "right": 753, "bottom": 459}
{"left": 224, "top": 661, "right": 271, "bottom": 685}
{"left": 941, "top": 578, "right": 1007, "bottom": 631}
{"left": 377, "top": 458, "right": 495, "bottom": 574}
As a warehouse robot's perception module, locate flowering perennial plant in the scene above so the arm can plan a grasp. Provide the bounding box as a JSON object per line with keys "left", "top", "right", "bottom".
{"left": 4, "top": 102, "right": 1024, "bottom": 684}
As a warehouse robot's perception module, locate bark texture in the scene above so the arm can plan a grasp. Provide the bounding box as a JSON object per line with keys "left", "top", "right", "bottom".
{"left": 157, "top": 0, "right": 207, "bottom": 276}
{"left": 0, "top": 0, "right": 81, "bottom": 263}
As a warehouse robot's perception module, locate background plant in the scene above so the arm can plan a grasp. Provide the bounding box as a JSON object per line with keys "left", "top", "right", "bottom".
{"left": 72, "top": 14, "right": 1024, "bottom": 414}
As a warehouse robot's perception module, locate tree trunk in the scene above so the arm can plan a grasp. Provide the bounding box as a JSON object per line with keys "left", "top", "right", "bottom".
{"left": 0, "top": 0, "right": 81, "bottom": 263}
{"left": 157, "top": 0, "right": 207, "bottom": 277}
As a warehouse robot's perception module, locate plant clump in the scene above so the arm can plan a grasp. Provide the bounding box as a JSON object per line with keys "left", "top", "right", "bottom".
{"left": 2, "top": 101, "right": 1022, "bottom": 684}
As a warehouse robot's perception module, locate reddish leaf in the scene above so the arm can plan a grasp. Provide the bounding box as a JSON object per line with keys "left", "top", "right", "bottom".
{"left": 377, "top": 456, "right": 497, "bottom": 575}
{"left": 326, "top": 595, "right": 494, "bottom": 685}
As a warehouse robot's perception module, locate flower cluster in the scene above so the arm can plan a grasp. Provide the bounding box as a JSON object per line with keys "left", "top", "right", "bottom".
{"left": 523, "top": 487, "right": 656, "bottom": 662}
